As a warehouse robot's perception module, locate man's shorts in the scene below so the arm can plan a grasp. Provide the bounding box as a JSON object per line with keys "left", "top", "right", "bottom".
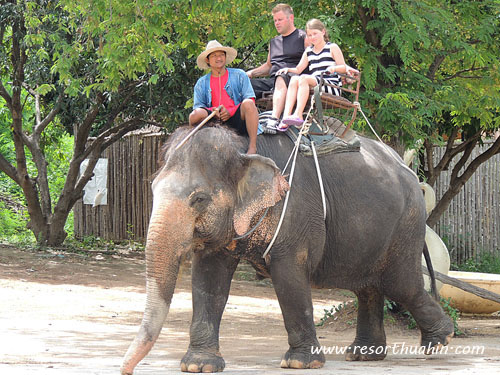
{"left": 250, "top": 72, "right": 297, "bottom": 99}
{"left": 203, "top": 105, "right": 247, "bottom": 136}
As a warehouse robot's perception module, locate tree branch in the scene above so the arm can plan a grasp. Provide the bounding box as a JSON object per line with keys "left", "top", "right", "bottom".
{"left": 100, "top": 118, "right": 144, "bottom": 150}
{"left": 449, "top": 138, "right": 478, "bottom": 184}
{"left": 34, "top": 93, "right": 64, "bottom": 139}
{"left": 422, "top": 266, "right": 500, "bottom": 305}
{"left": 73, "top": 153, "right": 101, "bottom": 203}
{"left": 0, "top": 153, "right": 21, "bottom": 185}
{"left": 82, "top": 117, "right": 144, "bottom": 161}
{"left": 456, "top": 136, "right": 500, "bottom": 183}
{"left": 442, "top": 135, "right": 480, "bottom": 170}
{"left": 0, "top": 24, "right": 5, "bottom": 46}
{"left": 0, "top": 81, "right": 13, "bottom": 111}
{"left": 442, "top": 67, "right": 487, "bottom": 82}
{"left": 100, "top": 83, "right": 138, "bottom": 133}
{"left": 427, "top": 136, "right": 499, "bottom": 227}
{"left": 424, "top": 139, "right": 436, "bottom": 184}
{"left": 425, "top": 129, "right": 458, "bottom": 186}
{"left": 19, "top": 84, "right": 57, "bottom": 218}
{"left": 427, "top": 55, "right": 446, "bottom": 82}
{"left": 21, "top": 81, "right": 38, "bottom": 97}
{"left": 70, "top": 118, "right": 144, "bottom": 201}
{"left": 73, "top": 93, "right": 105, "bottom": 158}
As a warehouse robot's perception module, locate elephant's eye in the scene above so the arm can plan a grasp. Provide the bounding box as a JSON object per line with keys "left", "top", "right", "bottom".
{"left": 189, "top": 192, "right": 211, "bottom": 211}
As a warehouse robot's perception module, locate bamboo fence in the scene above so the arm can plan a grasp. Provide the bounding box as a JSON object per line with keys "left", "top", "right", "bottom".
{"left": 74, "top": 132, "right": 500, "bottom": 264}
{"left": 73, "top": 126, "right": 165, "bottom": 242}
{"left": 432, "top": 141, "right": 500, "bottom": 265}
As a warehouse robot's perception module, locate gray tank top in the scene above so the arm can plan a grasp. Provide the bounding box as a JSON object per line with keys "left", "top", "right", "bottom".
{"left": 269, "top": 28, "right": 307, "bottom": 77}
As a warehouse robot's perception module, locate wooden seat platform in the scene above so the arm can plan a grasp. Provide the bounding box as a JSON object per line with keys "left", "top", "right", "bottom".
{"left": 256, "top": 71, "right": 361, "bottom": 138}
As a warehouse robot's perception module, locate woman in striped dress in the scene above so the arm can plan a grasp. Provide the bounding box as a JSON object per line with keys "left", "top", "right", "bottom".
{"left": 277, "top": 19, "right": 357, "bottom": 130}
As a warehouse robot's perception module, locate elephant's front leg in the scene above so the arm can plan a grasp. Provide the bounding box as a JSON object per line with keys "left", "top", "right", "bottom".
{"left": 181, "top": 251, "right": 239, "bottom": 373}
{"left": 270, "top": 259, "right": 325, "bottom": 369}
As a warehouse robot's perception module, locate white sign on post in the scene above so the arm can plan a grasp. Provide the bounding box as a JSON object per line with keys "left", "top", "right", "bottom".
{"left": 81, "top": 158, "right": 108, "bottom": 206}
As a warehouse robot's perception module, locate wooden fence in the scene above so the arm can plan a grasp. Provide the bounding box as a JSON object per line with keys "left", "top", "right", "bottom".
{"left": 74, "top": 132, "right": 500, "bottom": 264}
{"left": 73, "top": 127, "right": 166, "bottom": 242}
{"left": 432, "top": 141, "right": 500, "bottom": 265}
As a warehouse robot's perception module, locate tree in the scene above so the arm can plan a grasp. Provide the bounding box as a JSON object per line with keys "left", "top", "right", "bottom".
{"left": 305, "top": 0, "right": 500, "bottom": 228}
{"left": 0, "top": 0, "right": 188, "bottom": 245}
{"left": 0, "top": 0, "right": 276, "bottom": 246}
{"left": 1, "top": 0, "right": 499, "bottom": 246}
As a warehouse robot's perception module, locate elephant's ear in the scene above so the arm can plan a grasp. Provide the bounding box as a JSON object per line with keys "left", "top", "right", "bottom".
{"left": 233, "top": 154, "right": 289, "bottom": 236}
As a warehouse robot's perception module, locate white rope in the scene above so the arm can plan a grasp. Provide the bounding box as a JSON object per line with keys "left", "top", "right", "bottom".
{"left": 262, "top": 103, "right": 315, "bottom": 259}
{"left": 263, "top": 100, "right": 417, "bottom": 260}
{"left": 353, "top": 102, "right": 419, "bottom": 181}
{"left": 262, "top": 137, "right": 300, "bottom": 259}
{"left": 311, "top": 140, "right": 327, "bottom": 220}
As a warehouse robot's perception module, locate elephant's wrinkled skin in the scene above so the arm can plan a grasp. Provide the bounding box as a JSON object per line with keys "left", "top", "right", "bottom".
{"left": 121, "top": 125, "right": 454, "bottom": 374}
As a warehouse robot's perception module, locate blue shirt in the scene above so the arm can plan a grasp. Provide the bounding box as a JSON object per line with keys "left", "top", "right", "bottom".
{"left": 193, "top": 68, "right": 255, "bottom": 110}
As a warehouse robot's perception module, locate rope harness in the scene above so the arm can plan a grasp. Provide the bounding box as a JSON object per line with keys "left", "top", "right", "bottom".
{"left": 353, "top": 101, "right": 419, "bottom": 181}
{"left": 262, "top": 97, "right": 327, "bottom": 259}
{"left": 262, "top": 99, "right": 418, "bottom": 260}
{"left": 173, "top": 97, "right": 413, "bottom": 258}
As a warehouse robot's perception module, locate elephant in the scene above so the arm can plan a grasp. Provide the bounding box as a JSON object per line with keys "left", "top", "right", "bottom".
{"left": 121, "top": 124, "right": 454, "bottom": 374}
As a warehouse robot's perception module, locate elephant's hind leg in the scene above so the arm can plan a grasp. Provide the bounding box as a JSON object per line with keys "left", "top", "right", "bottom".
{"left": 181, "top": 251, "right": 239, "bottom": 373}
{"left": 346, "top": 287, "right": 387, "bottom": 361}
{"left": 395, "top": 288, "right": 454, "bottom": 353}
{"left": 384, "top": 267, "right": 454, "bottom": 354}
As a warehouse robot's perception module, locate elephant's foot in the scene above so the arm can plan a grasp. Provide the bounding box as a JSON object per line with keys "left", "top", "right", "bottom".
{"left": 280, "top": 347, "right": 325, "bottom": 369}
{"left": 420, "top": 318, "right": 454, "bottom": 354}
{"left": 180, "top": 348, "right": 225, "bottom": 373}
{"left": 345, "top": 341, "right": 387, "bottom": 361}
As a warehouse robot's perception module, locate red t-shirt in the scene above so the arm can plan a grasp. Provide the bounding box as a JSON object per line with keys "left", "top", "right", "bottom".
{"left": 209, "top": 70, "right": 238, "bottom": 117}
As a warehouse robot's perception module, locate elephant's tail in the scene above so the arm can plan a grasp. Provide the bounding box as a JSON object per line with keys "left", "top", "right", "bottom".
{"left": 422, "top": 242, "right": 439, "bottom": 301}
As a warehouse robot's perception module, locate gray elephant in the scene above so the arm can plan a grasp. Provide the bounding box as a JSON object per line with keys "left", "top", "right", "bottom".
{"left": 121, "top": 124, "right": 454, "bottom": 374}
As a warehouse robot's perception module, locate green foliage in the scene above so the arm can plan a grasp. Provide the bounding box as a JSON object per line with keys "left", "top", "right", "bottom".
{"left": 383, "top": 298, "right": 397, "bottom": 320}
{"left": 440, "top": 297, "right": 463, "bottom": 336}
{"left": 317, "top": 301, "right": 350, "bottom": 327}
{"left": 403, "top": 310, "right": 417, "bottom": 330}
{"left": 43, "top": 132, "right": 73, "bottom": 203}
{"left": 452, "top": 253, "right": 500, "bottom": 274}
{"left": 61, "top": 235, "right": 122, "bottom": 256}
{"left": 2, "top": 0, "right": 500, "bottom": 245}
{"left": 312, "top": 0, "right": 500, "bottom": 146}
{"left": 0, "top": 201, "right": 23, "bottom": 238}
{"left": 318, "top": 295, "right": 462, "bottom": 335}
{"left": 0, "top": 200, "right": 35, "bottom": 245}
{"left": 385, "top": 297, "right": 462, "bottom": 336}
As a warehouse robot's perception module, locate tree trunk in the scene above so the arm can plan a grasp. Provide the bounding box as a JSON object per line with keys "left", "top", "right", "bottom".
{"left": 426, "top": 184, "right": 463, "bottom": 228}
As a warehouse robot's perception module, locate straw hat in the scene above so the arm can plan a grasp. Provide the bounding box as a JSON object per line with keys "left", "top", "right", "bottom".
{"left": 196, "top": 40, "right": 237, "bottom": 70}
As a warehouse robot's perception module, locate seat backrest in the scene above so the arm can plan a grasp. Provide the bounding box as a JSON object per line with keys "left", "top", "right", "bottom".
{"left": 319, "top": 70, "right": 361, "bottom": 103}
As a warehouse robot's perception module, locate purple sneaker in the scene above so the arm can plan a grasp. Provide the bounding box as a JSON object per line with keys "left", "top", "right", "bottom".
{"left": 282, "top": 116, "right": 304, "bottom": 128}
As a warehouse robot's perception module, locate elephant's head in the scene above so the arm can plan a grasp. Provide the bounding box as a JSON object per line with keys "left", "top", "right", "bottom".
{"left": 121, "top": 125, "right": 288, "bottom": 374}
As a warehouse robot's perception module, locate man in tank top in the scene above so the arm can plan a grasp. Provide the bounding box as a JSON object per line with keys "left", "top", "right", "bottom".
{"left": 246, "top": 3, "right": 309, "bottom": 134}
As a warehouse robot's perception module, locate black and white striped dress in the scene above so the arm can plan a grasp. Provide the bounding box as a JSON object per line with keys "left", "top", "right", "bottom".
{"left": 306, "top": 42, "right": 342, "bottom": 96}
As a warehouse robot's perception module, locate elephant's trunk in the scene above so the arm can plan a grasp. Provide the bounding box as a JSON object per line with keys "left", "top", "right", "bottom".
{"left": 121, "top": 198, "right": 194, "bottom": 375}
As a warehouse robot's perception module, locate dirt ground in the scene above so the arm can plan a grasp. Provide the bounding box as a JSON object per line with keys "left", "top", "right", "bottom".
{"left": 1, "top": 244, "right": 500, "bottom": 375}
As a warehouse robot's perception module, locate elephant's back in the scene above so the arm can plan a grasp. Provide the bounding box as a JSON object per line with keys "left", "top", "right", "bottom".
{"left": 258, "top": 133, "right": 422, "bottom": 209}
